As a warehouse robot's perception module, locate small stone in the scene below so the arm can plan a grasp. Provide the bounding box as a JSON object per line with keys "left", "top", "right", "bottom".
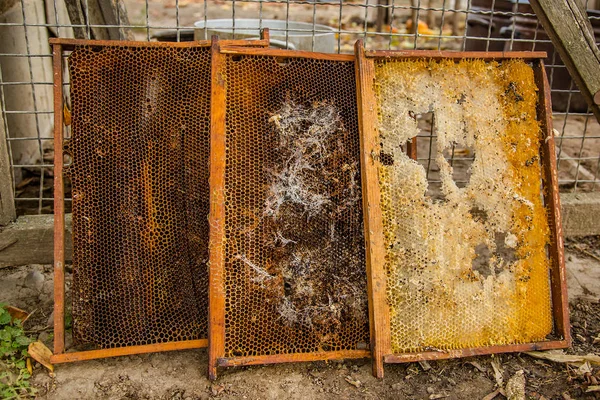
{"left": 427, "top": 387, "right": 435, "bottom": 394}
{"left": 506, "top": 370, "right": 526, "bottom": 400}
{"left": 392, "top": 383, "right": 403, "bottom": 391}
{"left": 24, "top": 270, "right": 44, "bottom": 291}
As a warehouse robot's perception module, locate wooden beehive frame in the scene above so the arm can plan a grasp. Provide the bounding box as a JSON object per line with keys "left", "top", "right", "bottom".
{"left": 354, "top": 41, "right": 571, "bottom": 378}
{"left": 50, "top": 34, "right": 269, "bottom": 364}
{"left": 208, "top": 41, "right": 370, "bottom": 380}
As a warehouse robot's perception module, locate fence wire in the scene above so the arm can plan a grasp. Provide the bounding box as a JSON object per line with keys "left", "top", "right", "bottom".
{"left": 0, "top": 0, "right": 599, "bottom": 215}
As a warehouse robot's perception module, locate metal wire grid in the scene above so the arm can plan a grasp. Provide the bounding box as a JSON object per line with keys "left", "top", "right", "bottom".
{"left": 0, "top": 0, "right": 599, "bottom": 216}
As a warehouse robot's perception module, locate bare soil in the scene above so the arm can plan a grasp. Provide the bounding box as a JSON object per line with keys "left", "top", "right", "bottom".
{"left": 1, "top": 237, "right": 599, "bottom": 399}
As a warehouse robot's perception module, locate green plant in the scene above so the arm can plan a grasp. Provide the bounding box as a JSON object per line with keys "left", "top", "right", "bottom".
{"left": 0, "top": 304, "right": 36, "bottom": 399}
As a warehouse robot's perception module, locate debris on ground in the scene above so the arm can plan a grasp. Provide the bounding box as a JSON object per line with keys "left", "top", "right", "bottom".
{"left": 27, "top": 342, "right": 53, "bottom": 373}
{"left": 506, "top": 370, "right": 526, "bottom": 400}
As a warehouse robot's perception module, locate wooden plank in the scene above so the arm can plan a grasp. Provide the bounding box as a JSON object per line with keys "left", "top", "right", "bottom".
{"left": 384, "top": 340, "right": 569, "bottom": 363}
{"left": 96, "top": 0, "right": 134, "bottom": 41}
{"left": 365, "top": 50, "right": 548, "bottom": 60}
{"left": 561, "top": 192, "right": 600, "bottom": 237}
{"left": 63, "top": 0, "right": 133, "bottom": 40}
{"left": 0, "top": 102, "right": 15, "bottom": 226}
{"left": 62, "top": 0, "right": 87, "bottom": 39}
{"left": 529, "top": 0, "right": 600, "bottom": 123}
{"left": 207, "top": 37, "right": 227, "bottom": 381}
{"left": 50, "top": 339, "right": 207, "bottom": 364}
{"left": 218, "top": 350, "right": 370, "bottom": 368}
{"left": 533, "top": 60, "right": 571, "bottom": 345}
{"left": 0, "top": 215, "right": 73, "bottom": 268}
{"left": 52, "top": 43, "right": 66, "bottom": 356}
{"left": 354, "top": 40, "right": 392, "bottom": 379}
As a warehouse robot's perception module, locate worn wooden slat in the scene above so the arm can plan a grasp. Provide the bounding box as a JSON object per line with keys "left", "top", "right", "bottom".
{"left": 48, "top": 37, "right": 271, "bottom": 51}
{"left": 533, "top": 60, "right": 571, "bottom": 345}
{"left": 218, "top": 350, "right": 370, "bottom": 367}
{"left": 384, "top": 340, "right": 569, "bottom": 363}
{"left": 48, "top": 37, "right": 272, "bottom": 53}
{"left": 51, "top": 339, "right": 207, "bottom": 364}
{"left": 354, "top": 40, "right": 392, "bottom": 379}
{"left": 52, "top": 43, "right": 66, "bottom": 356}
{"left": 207, "top": 37, "right": 227, "bottom": 381}
{"left": 219, "top": 46, "right": 355, "bottom": 61}
{"left": 365, "top": 50, "right": 548, "bottom": 60}
{"left": 0, "top": 215, "right": 73, "bottom": 268}
{"left": 529, "top": 0, "right": 600, "bottom": 122}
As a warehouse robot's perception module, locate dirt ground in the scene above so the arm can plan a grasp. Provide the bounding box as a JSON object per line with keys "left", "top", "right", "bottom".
{"left": 0, "top": 236, "right": 598, "bottom": 399}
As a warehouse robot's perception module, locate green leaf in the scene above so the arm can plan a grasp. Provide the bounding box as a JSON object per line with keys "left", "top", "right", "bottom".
{"left": 0, "top": 330, "right": 10, "bottom": 341}
{"left": 1, "top": 388, "right": 16, "bottom": 398}
{"left": 15, "top": 336, "right": 31, "bottom": 347}
{"left": 4, "top": 326, "right": 17, "bottom": 337}
{"left": 0, "top": 312, "right": 11, "bottom": 326}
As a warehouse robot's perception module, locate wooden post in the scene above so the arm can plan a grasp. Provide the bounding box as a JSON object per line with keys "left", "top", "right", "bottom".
{"left": 64, "top": 0, "right": 133, "bottom": 40}
{"left": 376, "top": 0, "right": 390, "bottom": 34}
{"left": 529, "top": 0, "right": 600, "bottom": 123}
{"left": 0, "top": 108, "right": 15, "bottom": 225}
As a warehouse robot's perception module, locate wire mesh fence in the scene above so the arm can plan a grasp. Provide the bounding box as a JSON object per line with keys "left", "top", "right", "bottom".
{"left": 0, "top": 0, "right": 599, "bottom": 216}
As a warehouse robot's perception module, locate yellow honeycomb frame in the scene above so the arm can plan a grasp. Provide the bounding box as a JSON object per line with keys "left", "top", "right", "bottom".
{"left": 354, "top": 42, "right": 570, "bottom": 378}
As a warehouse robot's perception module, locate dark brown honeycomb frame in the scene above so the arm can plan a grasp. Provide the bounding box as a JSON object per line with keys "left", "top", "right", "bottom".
{"left": 354, "top": 42, "right": 571, "bottom": 378}
{"left": 50, "top": 35, "right": 269, "bottom": 364}
{"left": 208, "top": 43, "right": 371, "bottom": 379}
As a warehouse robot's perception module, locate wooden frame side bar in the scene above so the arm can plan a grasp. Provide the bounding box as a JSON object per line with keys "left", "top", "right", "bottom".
{"left": 49, "top": 29, "right": 271, "bottom": 51}
{"left": 533, "top": 59, "right": 571, "bottom": 344}
{"left": 218, "top": 350, "right": 370, "bottom": 368}
{"left": 384, "top": 340, "right": 568, "bottom": 364}
{"left": 52, "top": 43, "right": 66, "bottom": 357}
{"left": 354, "top": 40, "right": 391, "bottom": 379}
{"left": 207, "top": 37, "right": 228, "bottom": 381}
{"left": 219, "top": 46, "right": 355, "bottom": 62}
{"left": 50, "top": 339, "right": 207, "bottom": 364}
{"left": 365, "top": 50, "right": 547, "bottom": 60}
{"left": 49, "top": 37, "right": 211, "bottom": 49}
